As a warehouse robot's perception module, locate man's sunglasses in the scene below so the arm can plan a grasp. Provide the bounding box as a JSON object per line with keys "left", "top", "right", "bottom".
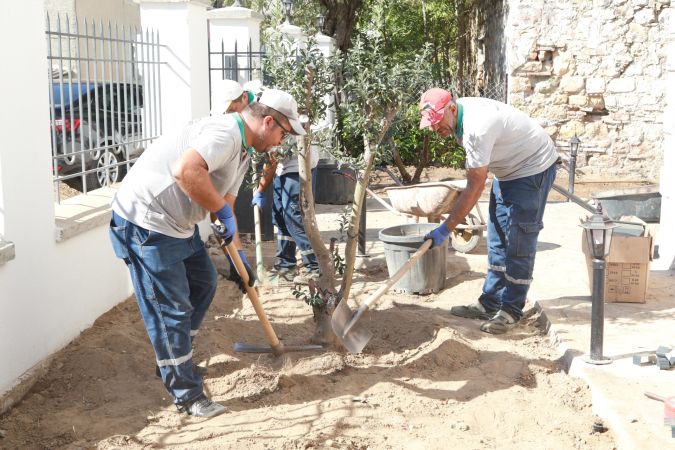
{"left": 272, "top": 116, "right": 292, "bottom": 138}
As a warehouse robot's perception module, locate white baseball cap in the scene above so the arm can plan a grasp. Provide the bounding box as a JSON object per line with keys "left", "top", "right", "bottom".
{"left": 243, "top": 79, "right": 264, "bottom": 96}
{"left": 258, "top": 89, "right": 306, "bottom": 136}
{"left": 210, "top": 79, "right": 244, "bottom": 116}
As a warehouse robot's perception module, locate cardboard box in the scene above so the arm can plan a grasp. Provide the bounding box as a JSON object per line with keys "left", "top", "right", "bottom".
{"left": 581, "top": 230, "right": 653, "bottom": 303}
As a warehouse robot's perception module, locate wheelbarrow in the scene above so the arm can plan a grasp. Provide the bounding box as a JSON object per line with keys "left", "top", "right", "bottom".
{"left": 334, "top": 171, "right": 487, "bottom": 254}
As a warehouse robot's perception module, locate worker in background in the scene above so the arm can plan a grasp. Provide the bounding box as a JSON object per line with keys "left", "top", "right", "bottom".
{"left": 419, "top": 88, "right": 558, "bottom": 335}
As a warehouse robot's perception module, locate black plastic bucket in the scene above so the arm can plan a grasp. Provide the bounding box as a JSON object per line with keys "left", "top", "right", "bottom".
{"left": 314, "top": 160, "right": 355, "bottom": 204}
{"left": 379, "top": 223, "right": 447, "bottom": 294}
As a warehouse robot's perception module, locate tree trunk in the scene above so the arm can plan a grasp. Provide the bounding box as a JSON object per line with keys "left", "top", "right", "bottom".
{"left": 319, "top": 0, "right": 365, "bottom": 53}
{"left": 391, "top": 143, "right": 412, "bottom": 184}
{"left": 411, "top": 134, "right": 430, "bottom": 184}
{"left": 298, "top": 133, "right": 339, "bottom": 345}
{"left": 339, "top": 112, "right": 397, "bottom": 302}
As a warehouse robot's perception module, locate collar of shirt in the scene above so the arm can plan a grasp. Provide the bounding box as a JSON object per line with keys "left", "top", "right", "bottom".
{"left": 233, "top": 113, "right": 254, "bottom": 155}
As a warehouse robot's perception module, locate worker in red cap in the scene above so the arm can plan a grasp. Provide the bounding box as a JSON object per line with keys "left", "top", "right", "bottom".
{"left": 419, "top": 88, "right": 559, "bottom": 334}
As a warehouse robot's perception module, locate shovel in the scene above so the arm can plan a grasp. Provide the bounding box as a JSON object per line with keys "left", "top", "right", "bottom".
{"left": 332, "top": 239, "right": 433, "bottom": 354}
{"left": 212, "top": 225, "right": 322, "bottom": 355}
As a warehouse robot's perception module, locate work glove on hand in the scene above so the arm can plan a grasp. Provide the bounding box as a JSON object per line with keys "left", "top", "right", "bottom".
{"left": 214, "top": 203, "right": 237, "bottom": 244}
{"left": 226, "top": 250, "right": 256, "bottom": 293}
{"left": 251, "top": 191, "right": 266, "bottom": 210}
{"left": 424, "top": 223, "right": 452, "bottom": 248}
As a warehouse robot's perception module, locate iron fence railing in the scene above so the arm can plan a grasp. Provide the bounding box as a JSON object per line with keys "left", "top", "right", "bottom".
{"left": 46, "top": 14, "right": 163, "bottom": 199}
{"left": 208, "top": 37, "right": 265, "bottom": 94}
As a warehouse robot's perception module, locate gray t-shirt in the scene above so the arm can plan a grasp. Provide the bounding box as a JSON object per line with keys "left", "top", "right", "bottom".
{"left": 458, "top": 97, "right": 558, "bottom": 181}
{"left": 111, "top": 114, "right": 250, "bottom": 238}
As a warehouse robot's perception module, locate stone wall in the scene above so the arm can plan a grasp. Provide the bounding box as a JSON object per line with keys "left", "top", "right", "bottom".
{"left": 503, "top": 0, "right": 670, "bottom": 180}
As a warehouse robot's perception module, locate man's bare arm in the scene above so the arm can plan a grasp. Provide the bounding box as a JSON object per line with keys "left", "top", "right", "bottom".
{"left": 440, "top": 166, "right": 488, "bottom": 231}
{"left": 172, "top": 148, "right": 227, "bottom": 212}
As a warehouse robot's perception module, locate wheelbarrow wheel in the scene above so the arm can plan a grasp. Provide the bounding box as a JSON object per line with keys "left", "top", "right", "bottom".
{"left": 451, "top": 214, "right": 482, "bottom": 253}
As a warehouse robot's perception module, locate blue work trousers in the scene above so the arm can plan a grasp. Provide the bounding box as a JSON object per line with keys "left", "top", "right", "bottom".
{"left": 479, "top": 163, "right": 557, "bottom": 320}
{"left": 272, "top": 171, "right": 319, "bottom": 272}
{"left": 109, "top": 211, "right": 217, "bottom": 405}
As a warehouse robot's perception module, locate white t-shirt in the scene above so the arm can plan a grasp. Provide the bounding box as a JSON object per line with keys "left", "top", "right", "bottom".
{"left": 458, "top": 97, "right": 558, "bottom": 181}
{"left": 111, "top": 114, "right": 250, "bottom": 238}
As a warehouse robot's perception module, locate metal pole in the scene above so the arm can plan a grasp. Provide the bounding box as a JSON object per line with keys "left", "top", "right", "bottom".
{"left": 568, "top": 152, "right": 577, "bottom": 200}
{"left": 587, "top": 258, "right": 611, "bottom": 364}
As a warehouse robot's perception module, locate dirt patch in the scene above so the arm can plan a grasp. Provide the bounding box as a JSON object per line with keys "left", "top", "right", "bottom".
{"left": 0, "top": 165, "right": 628, "bottom": 449}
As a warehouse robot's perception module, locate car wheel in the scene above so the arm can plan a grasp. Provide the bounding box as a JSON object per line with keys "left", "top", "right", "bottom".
{"left": 64, "top": 150, "right": 128, "bottom": 192}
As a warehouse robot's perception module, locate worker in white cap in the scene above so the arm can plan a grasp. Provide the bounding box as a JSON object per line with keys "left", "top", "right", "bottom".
{"left": 210, "top": 79, "right": 249, "bottom": 115}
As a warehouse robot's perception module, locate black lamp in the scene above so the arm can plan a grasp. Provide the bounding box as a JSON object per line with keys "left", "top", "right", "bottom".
{"left": 580, "top": 202, "right": 616, "bottom": 364}
{"left": 282, "top": 0, "right": 293, "bottom": 24}
{"left": 316, "top": 13, "right": 325, "bottom": 32}
{"left": 569, "top": 134, "right": 581, "bottom": 158}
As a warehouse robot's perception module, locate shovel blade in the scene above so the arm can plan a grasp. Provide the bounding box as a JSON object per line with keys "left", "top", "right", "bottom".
{"left": 331, "top": 300, "right": 373, "bottom": 354}
{"left": 233, "top": 342, "right": 323, "bottom": 354}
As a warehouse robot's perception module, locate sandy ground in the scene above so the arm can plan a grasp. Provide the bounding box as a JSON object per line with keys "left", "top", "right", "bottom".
{"left": 0, "top": 167, "right": 624, "bottom": 449}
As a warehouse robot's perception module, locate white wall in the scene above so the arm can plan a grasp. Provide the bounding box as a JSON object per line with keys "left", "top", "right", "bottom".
{"left": 139, "top": 0, "right": 210, "bottom": 132}
{"left": 0, "top": 0, "right": 134, "bottom": 399}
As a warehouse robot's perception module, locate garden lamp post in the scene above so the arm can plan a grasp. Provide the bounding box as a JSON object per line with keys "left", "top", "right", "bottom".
{"left": 580, "top": 203, "right": 616, "bottom": 365}
{"left": 316, "top": 13, "right": 325, "bottom": 33}
{"left": 568, "top": 134, "right": 581, "bottom": 201}
{"left": 282, "top": 0, "right": 293, "bottom": 24}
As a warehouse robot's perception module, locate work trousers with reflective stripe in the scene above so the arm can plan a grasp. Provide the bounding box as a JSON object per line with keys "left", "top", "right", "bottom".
{"left": 479, "top": 163, "right": 557, "bottom": 321}
{"left": 109, "top": 211, "right": 217, "bottom": 405}
{"left": 272, "top": 170, "right": 319, "bottom": 272}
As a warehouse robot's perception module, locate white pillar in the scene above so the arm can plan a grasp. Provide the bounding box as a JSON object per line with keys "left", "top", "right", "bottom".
{"left": 207, "top": 5, "right": 263, "bottom": 108}
{"left": 138, "top": 0, "right": 210, "bottom": 131}
{"left": 655, "top": 7, "right": 675, "bottom": 270}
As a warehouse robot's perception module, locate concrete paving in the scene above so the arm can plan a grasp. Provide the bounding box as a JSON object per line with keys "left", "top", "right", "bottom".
{"left": 304, "top": 198, "right": 675, "bottom": 449}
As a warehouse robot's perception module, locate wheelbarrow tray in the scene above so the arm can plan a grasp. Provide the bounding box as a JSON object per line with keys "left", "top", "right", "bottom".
{"left": 385, "top": 180, "right": 467, "bottom": 217}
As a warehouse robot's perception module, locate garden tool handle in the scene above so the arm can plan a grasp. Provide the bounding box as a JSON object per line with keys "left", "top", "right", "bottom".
{"left": 223, "top": 240, "right": 282, "bottom": 353}
{"left": 253, "top": 204, "right": 265, "bottom": 276}
{"left": 645, "top": 391, "right": 666, "bottom": 402}
{"left": 349, "top": 239, "right": 433, "bottom": 326}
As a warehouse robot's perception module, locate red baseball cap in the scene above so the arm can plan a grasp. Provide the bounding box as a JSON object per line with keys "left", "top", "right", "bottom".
{"left": 419, "top": 88, "right": 453, "bottom": 129}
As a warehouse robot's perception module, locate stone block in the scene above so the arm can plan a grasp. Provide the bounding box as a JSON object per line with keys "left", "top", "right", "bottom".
{"left": 560, "top": 75, "right": 585, "bottom": 93}
{"left": 628, "top": 23, "right": 649, "bottom": 43}
{"left": 589, "top": 95, "right": 606, "bottom": 111}
{"left": 634, "top": 8, "right": 656, "bottom": 25}
{"left": 584, "top": 121, "right": 609, "bottom": 140}
{"left": 553, "top": 94, "right": 569, "bottom": 105}
{"left": 552, "top": 52, "right": 573, "bottom": 76}
{"left": 534, "top": 78, "right": 559, "bottom": 94}
{"left": 569, "top": 95, "right": 588, "bottom": 107}
{"left": 520, "top": 61, "right": 543, "bottom": 73}
{"left": 510, "top": 76, "right": 532, "bottom": 93}
{"left": 559, "top": 120, "right": 585, "bottom": 139}
{"left": 608, "top": 78, "right": 636, "bottom": 93}
{"left": 586, "top": 78, "right": 606, "bottom": 94}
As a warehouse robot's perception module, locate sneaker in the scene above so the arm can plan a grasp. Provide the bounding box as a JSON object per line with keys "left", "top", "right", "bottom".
{"left": 269, "top": 267, "right": 296, "bottom": 283}
{"left": 292, "top": 271, "right": 320, "bottom": 285}
{"left": 480, "top": 310, "right": 517, "bottom": 335}
{"left": 155, "top": 364, "right": 208, "bottom": 378}
{"left": 450, "top": 302, "right": 497, "bottom": 320}
{"left": 177, "top": 394, "right": 227, "bottom": 418}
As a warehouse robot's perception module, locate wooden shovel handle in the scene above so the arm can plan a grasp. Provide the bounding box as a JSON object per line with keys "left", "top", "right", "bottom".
{"left": 223, "top": 240, "right": 281, "bottom": 351}
{"left": 362, "top": 239, "right": 433, "bottom": 311}
{"left": 253, "top": 204, "right": 265, "bottom": 275}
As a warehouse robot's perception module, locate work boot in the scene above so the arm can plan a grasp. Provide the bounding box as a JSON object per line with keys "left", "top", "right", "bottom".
{"left": 293, "top": 271, "right": 320, "bottom": 285}
{"left": 480, "top": 310, "right": 517, "bottom": 335}
{"left": 450, "top": 302, "right": 497, "bottom": 320}
{"left": 155, "top": 364, "right": 208, "bottom": 379}
{"left": 268, "top": 266, "right": 296, "bottom": 283}
{"left": 176, "top": 394, "right": 227, "bottom": 418}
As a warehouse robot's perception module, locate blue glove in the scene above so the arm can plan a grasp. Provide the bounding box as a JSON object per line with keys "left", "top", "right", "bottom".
{"left": 226, "top": 250, "right": 256, "bottom": 293}
{"left": 424, "top": 223, "right": 451, "bottom": 248}
{"left": 215, "top": 203, "right": 236, "bottom": 244}
{"left": 251, "top": 191, "right": 265, "bottom": 210}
